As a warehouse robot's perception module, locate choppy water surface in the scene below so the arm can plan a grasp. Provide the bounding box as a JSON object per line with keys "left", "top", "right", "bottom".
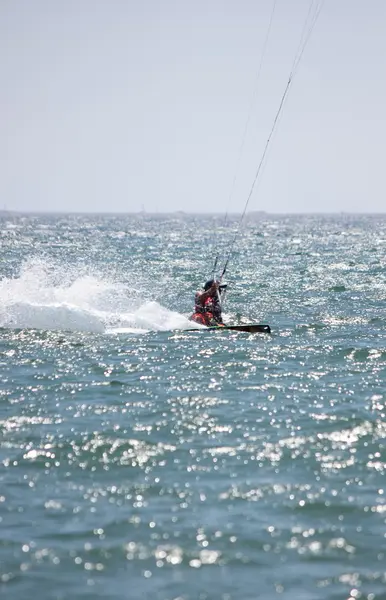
{"left": 1, "top": 213, "right": 386, "bottom": 600}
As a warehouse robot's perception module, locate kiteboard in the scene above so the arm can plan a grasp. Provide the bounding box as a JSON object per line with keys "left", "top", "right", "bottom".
{"left": 188, "top": 323, "right": 271, "bottom": 334}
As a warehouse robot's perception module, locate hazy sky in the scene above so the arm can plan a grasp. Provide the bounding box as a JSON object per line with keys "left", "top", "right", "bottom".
{"left": 1, "top": 0, "right": 385, "bottom": 213}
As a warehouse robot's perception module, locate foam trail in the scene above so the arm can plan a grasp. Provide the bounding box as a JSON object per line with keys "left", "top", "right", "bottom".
{"left": 0, "top": 260, "right": 194, "bottom": 334}
{"left": 106, "top": 302, "right": 195, "bottom": 334}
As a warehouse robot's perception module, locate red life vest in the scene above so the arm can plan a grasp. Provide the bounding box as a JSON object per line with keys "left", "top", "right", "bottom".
{"left": 190, "top": 291, "right": 223, "bottom": 326}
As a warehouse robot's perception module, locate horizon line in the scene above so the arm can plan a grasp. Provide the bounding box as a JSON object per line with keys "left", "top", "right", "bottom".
{"left": 1, "top": 209, "right": 386, "bottom": 216}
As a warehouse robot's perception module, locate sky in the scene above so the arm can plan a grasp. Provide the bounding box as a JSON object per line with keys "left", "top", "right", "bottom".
{"left": 1, "top": 0, "right": 386, "bottom": 214}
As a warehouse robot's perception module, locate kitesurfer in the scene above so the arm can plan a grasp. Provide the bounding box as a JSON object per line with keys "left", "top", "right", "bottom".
{"left": 189, "top": 280, "right": 226, "bottom": 326}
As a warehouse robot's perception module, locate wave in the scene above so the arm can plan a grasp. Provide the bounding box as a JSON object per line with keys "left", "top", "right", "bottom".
{"left": 0, "top": 259, "right": 193, "bottom": 334}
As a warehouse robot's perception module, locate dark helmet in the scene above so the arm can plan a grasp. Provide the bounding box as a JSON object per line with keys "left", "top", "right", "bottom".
{"left": 204, "top": 280, "right": 214, "bottom": 291}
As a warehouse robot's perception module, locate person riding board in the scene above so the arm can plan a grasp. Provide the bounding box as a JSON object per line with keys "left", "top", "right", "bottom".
{"left": 190, "top": 280, "right": 227, "bottom": 326}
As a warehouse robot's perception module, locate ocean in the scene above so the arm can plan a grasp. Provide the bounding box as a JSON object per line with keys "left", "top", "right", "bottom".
{"left": 1, "top": 212, "right": 385, "bottom": 600}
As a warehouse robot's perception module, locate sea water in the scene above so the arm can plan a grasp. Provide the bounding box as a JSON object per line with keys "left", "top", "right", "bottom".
{"left": 1, "top": 212, "right": 385, "bottom": 600}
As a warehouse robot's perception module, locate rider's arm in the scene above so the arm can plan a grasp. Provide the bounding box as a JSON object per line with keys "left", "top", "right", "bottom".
{"left": 197, "top": 282, "right": 219, "bottom": 305}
